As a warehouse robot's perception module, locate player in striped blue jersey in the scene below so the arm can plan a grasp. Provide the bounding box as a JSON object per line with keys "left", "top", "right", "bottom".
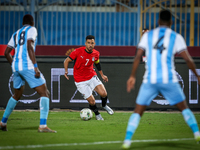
{"left": 0, "top": 14, "right": 56, "bottom": 133}
{"left": 122, "top": 10, "right": 200, "bottom": 149}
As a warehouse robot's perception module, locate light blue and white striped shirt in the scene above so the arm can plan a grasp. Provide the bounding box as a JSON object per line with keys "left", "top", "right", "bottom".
{"left": 7, "top": 25, "right": 37, "bottom": 72}
{"left": 138, "top": 26, "right": 187, "bottom": 84}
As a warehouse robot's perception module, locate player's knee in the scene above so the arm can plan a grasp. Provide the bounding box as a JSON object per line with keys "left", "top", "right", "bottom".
{"left": 38, "top": 92, "right": 49, "bottom": 98}
{"left": 43, "top": 91, "right": 49, "bottom": 98}
{"left": 37, "top": 89, "right": 49, "bottom": 98}
{"left": 46, "top": 90, "right": 50, "bottom": 97}
{"left": 12, "top": 95, "right": 20, "bottom": 101}
{"left": 101, "top": 91, "right": 107, "bottom": 98}
{"left": 13, "top": 93, "right": 22, "bottom": 101}
{"left": 88, "top": 100, "right": 95, "bottom": 106}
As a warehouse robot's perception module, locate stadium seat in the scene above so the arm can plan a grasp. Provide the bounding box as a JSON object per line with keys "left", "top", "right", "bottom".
{"left": 108, "top": 0, "right": 115, "bottom": 6}
{"left": 130, "top": 0, "right": 138, "bottom": 6}
{"left": 16, "top": 0, "right": 28, "bottom": 5}
{"left": 0, "top": 0, "right": 12, "bottom": 5}
{"left": 46, "top": 0, "right": 59, "bottom": 4}
{"left": 37, "top": 0, "right": 43, "bottom": 5}
{"left": 195, "top": 0, "right": 199, "bottom": 6}
{"left": 46, "top": 0, "right": 73, "bottom": 5}
{"left": 94, "top": 0, "right": 106, "bottom": 6}
{"left": 63, "top": 0, "right": 75, "bottom": 5}
{"left": 129, "top": 0, "right": 198, "bottom": 7}
{"left": 78, "top": 0, "right": 90, "bottom": 5}
{"left": 145, "top": 0, "right": 193, "bottom": 7}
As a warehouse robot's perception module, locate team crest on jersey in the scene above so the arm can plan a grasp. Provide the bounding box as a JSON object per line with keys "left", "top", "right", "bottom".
{"left": 92, "top": 57, "right": 95, "bottom": 61}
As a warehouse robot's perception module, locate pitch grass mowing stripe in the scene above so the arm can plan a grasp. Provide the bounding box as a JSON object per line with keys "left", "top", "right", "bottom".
{"left": 0, "top": 138, "right": 194, "bottom": 149}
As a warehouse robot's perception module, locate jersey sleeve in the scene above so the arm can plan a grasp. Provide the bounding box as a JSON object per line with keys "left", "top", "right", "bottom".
{"left": 94, "top": 51, "right": 100, "bottom": 64}
{"left": 27, "top": 27, "right": 37, "bottom": 41}
{"left": 174, "top": 34, "right": 187, "bottom": 54}
{"left": 69, "top": 49, "right": 78, "bottom": 60}
{"left": 7, "top": 34, "right": 15, "bottom": 49}
{"left": 137, "top": 32, "right": 148, "bottom": 51}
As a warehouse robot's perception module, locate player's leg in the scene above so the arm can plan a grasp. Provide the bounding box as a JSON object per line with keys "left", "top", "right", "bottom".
{"left": 87, "top": 95, "right": 103, "bottom": 120}
{"left": 122, "top": 104, "right": 146, "bottom": 149}
{"left": 75, "top": 80, "right": 103, "bottom": 120}
{"left": 21, "top": 70, "right": 56, "bottom": 133}
{"left": 93, "top": 76, "right": 114, "bottom": 115}
{"left": 176, "top": 101, "right": 200, "bottom": 143}
{"left": 94, "top": 84, "right": 114, "bottom": 115}
{"left": 94, "top": 84, "right": 107, "bottom": 106}
{"left": 161, "top": 82, "right": 200, "bottom": 143}
{"left": 0, "top": 87, "right": 24, "bottom": 131}
{"left": 34, "top": 84, "right": 56, "bottom": 133}
{"left": 122, "top": 83, "right": 158, "bottom": 149}
{"left": 1, "top": 72, "right": 24, "bottom": 131}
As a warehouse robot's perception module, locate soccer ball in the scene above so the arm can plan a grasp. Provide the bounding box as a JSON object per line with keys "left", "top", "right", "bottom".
{"left": 80, "top": 108, "right": 93, "bottom": 121}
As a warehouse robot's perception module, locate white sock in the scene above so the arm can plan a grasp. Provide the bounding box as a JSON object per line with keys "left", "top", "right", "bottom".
{"left": 1, "top": 121, "right": 7, "bottom": 126}
{"left": 39, "top": 125, "right": 47, "bottom": 128}
{"left": 194, "top": 131, "right": 200, "bottom": 137}
{"left": 123, "top": 140, "right": 131, "bottom": 145}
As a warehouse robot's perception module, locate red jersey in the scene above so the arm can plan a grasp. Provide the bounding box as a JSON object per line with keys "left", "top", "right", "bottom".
{"left": 69, "top": 47, "right": 100, "bottom": 82}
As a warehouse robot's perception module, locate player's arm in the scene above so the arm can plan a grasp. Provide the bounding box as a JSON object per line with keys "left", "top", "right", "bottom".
{"left": 5, "top": 34, "right": 15, "bottom": 65}
{"left": 134, "top": 29, "right": 148, "bottom": 62}
{"left": 64, "top": 57, "right": 73, "bottom": 80}
{"left": 179, "top": 50, "right": 200, "bottom": 85}
{"left": 176, "top": 34, "right": 200, "bottom": 85}
{"left": 127, "top": 48, "right": 144, "bottom": 92}
{"left": 94, "top": 60, "right": 108, "bottom": 82}
{"left": 4, "top": 47, "right": 13, "bottom": 65}
{"left": 27, "top": 39, "right": 40, "bottom": 78}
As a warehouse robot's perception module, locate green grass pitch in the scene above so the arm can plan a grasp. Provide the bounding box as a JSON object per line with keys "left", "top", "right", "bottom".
{"left": 0, "top": 110, "right": 200, "bottom": 150}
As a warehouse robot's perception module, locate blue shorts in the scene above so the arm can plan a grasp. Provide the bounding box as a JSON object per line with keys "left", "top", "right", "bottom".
{"left": 13, "top": 69, "right": 46, "bottom": 89}
{"left": 136, "top": 82, "right": 185, "bottom": 106}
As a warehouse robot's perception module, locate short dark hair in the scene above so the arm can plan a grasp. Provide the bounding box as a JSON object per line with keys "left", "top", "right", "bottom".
{"left": 142, "top": 28, "right": 148, "bottom": 31}
{"left": 159, "top": 10, "right": 171, "bottom": 22}
{"left": 86, "top": 35, "right": 95, "bottom": 41}
{"left": 142, "top": 28, "right": 149, "bottom": 35}
{"left": 23, "top": 14, "right": 34, "bottom": 26}
{"left": 142, "top": 28, "right": 148, "bottom": 33}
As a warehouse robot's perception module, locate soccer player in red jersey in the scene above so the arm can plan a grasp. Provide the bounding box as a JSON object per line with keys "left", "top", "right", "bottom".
{"left": 64, "top": 35, "right": 114, "bottom": 120}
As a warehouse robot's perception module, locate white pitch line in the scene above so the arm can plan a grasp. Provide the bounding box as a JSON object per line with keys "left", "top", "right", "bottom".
{"left": 0, "top": 138, "right": 194, "bottom": 149}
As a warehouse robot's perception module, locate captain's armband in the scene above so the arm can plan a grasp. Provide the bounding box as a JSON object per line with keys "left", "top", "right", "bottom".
{"left": 94, "top": 59, "right": 99, "bottom": 64}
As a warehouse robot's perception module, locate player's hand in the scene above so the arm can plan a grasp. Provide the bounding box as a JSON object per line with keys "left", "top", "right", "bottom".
{"left": 101, "top": 75, "right": 108, "bottom": 82}
{"left": 64, "top": 71, "right": 69, "bottom": 80}
{"left": 198, "top": 76, "right": 200, "bottom": 85}
{"left": 34, "top": 67, "right": 40, "bottom": 78}
{"left": 127, "top": 76, "right": 136, "bottom": 93}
